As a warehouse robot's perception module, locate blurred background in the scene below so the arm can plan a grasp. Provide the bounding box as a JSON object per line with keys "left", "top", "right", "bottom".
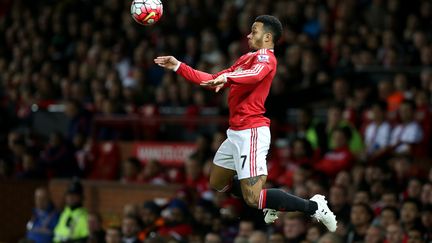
{"left": 1, "top": 0, "right": 432, "bottom": 242}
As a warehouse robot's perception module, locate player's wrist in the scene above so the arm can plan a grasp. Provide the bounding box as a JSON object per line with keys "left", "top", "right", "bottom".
{"left": 173, "top": 61, "right": 181, "bottom": 72}
{"left": 223, "top": 74, "right": 228, "bottom": 83}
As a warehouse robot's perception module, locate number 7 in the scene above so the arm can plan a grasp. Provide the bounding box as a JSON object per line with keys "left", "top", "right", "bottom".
{"left": 241, "top": 155, "right": 247, "bottom": 169}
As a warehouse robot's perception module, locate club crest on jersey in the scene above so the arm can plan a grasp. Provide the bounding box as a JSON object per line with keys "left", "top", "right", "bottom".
{"left": 257, "top": 54, "right": 269, "bottom": 63}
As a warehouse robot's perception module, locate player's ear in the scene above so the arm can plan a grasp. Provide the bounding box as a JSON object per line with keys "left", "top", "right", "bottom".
{"left": 264, "top": 32, "right": 272, "bottom": 42}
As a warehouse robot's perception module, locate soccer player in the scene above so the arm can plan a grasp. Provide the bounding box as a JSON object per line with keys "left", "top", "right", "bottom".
{"left": 154, "top": 15, "right": 337, "bottom": 232}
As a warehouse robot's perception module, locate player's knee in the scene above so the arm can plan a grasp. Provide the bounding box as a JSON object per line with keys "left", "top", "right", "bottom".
{"left": 243, "top": 193, "right": 259, "bottom": 208}
{"left": 209, "top": 175, "right": 225, "bottom": 191}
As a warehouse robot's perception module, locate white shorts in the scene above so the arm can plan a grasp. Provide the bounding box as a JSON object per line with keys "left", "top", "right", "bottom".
{"left": 213, "top": 126, "right": 270, "bottom": 179}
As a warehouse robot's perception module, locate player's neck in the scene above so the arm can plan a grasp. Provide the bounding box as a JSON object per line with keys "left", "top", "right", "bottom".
{"left": 258, "top": 44, "right": 274, "bottom": 50}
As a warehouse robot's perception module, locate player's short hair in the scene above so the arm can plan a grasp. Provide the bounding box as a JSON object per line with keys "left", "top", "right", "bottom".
{"left": 255, "top": 15, "right": 283, "bottom": 44}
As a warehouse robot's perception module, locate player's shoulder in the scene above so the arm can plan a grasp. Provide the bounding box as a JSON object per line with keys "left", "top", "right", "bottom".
{"left": 254, "top": 49, "right": 275, "bottom": 64}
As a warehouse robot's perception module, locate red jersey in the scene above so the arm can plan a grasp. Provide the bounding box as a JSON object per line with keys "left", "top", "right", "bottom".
{"left": 176, "top": 48, "right": 277, "bottom": 130}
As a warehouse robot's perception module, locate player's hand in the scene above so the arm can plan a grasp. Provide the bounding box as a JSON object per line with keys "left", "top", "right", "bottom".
{"left": 154, "top": 56, "right": 179, "bottom": 70}
{"left": 200, "top": 75, "right": 226, "bottom": 92}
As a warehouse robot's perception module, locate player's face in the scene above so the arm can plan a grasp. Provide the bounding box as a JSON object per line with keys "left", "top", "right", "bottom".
{"left": 247, "top": 22, "right": 265, "bottom": 50}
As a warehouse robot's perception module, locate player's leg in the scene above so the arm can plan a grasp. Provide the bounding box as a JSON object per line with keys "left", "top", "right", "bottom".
{"left": 209, "top": 163, "right": 236, "bottom": 192}
{"left": 233, "top": 127, "right": 337, "bottom": 232}
{"left": 209, "top": 138, "right": 236, "bottom": 192}
{"left": 238, "top": 175, "right": 314, "bottom": 214}
{"left": 239, "top": 176, "right": 337, "bottom": 232}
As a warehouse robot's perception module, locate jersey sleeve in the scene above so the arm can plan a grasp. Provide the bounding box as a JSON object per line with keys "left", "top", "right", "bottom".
{"left": 176, "top": 62, "right": 236, "bottom": 85}
{"left": 224, "top": 53, "right": 274, "bottom": 85}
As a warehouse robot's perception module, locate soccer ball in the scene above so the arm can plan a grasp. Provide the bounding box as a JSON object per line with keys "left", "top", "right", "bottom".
{"left": 131, "top": 0, "right": 163, "bottom": 26}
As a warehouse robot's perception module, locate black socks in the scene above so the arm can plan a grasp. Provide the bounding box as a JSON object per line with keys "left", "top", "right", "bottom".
{"left": 261, "top": 189, "right": 318, "bottom": 215}
{"left": 230, "top": 176, "right": 243, "bottom": 199}
{"left": 228, "top": 177, "right": 318, "bottom": 215}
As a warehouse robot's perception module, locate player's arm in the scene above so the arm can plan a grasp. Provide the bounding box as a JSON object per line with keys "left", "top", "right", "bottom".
{"left": 224, "top": 56, "right": 273, "bottom": 84}
{"left": 154, "top": 56, "right": 234, "bottom": 86}
{"left": 201, "top": 54, "right": 273, "bottom": 90}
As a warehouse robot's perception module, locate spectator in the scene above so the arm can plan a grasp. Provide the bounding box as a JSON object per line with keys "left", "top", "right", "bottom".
{"left": 248, "top": 230, "right": 268, "bottom": 243}
{"left": 345, "top": 203, "right": 374, "bottom": 243}
{"left": 388, "top": 100, "right": 423, "bottom": 155}
{"left": 53, "top": 179, "right": 89, "bottom": 242}
{"left": 25, "top": 187, "right": 60, "bottom": 243}
{"left": 121, "top": 215, "right": 141, "bottom": 243}
{"left": 390, "top": 155, "right": 414, "bottom": 191}
{"left": 324, "top": 103, "right": 364, "bottom": 155}
{"left": 120, "top": 157, "right": 142, "bottom": 184}
{"left": 414, "top": 89, "right": 431, "bottom": 156}
{"left": 87, "top": 141, "right": 121, "bottom": 181}
{"left": 317, "top": 232, "right": 343, "bottom": 243}
{"left": 87, "top": 212, "right": 105, "bottom": 243}
{"left": 363, "top": 101, "right": 392, "bottom": 162}
{"left": 269, "top": 138, "right": 315, "bottom": 187}
{"left": 138, "top": 201, "right": 164, "bottom": 242}
{"left": 400, "top": 199, "right": 422, "bottom": 232}
{"left": 292, "top": 108, "right": 326, "bottom": 151}
{"left": 364, "top": 225, "right": 385, "bottom": 243}
{"left": 379, "top": 191, "right": 400, "bottom": 209}
{"left": 40, "top": 132, "right": 79, "bottom": 178}
{"left": 334, "top": 170, "right": 352, "bottom": 190}
{"left": 139, "top": 159, "right": 167, "bottom": 185}
{"left": 421, "top": 205, "right": 432, "bottom": 240}
{"left": 407, "top": 227, "right": 426, "bottom": 243}
{"left": 105, "top": 226, "right": 122, "bottom": 243}
{"left": 353, "top": 189, "right": 372, "bottom": 205}
{"left": 16, "top": 149, "right": 45, "bottom": 179}
{"left": 282, "top": 212, "right": 307, "bottom": 242}
{"left": 268, "top": 232, "right": 284, "bottom": 243}
{"left": 188, "top": 232, "right": 204, "bottom": 243}
{"left": 332, "top": 78, "right": 350, "bottom": 104}
{"left": 351, "top": 164, "right": 366, "bottom": 189}
{"left": 290, "top": 165, "right": 314, "bottom": 196}
{"left": 191, "top": 199, "right": 218, "bottom": 237}
{"left": 377, "top": 80, "right": 396, "bottom": 111}
{"left": 404, "top": 178, "right": 423, "bottom": 200}
{"left": 305, "top": 223, "right": 327, "bottom": 243}
{"left": 393, "top": 74, "right": 413, "bottom": 107}
{"left": 218, "top": 197, "right": 243, "bottom": 243}
{"left": 158, "top": 199, "right": 193, "bottom": 241}
{"left": 123, "top": 203, "right": 140, "bottom": 218}
{"left": 328, "top": 184, "right": 351, "bottom": 225}
{"left": 236, "top": 220, "right": 254, "bottom": 239}
{"left": 204, "top": 232, "right": 222, "bottom": 243}
{"left": 191, "top": 134, "right": 212, "bottom": 163}
{"left": 374, "top": 206, "right": 400, "bottom": 230}
{"left": 372, "top": 189, "right": 394, "bottom": 215}
{"left": 347, "top": 82, "right": 374, "bottom": 128}
{"left": 420, "top": 182, "right": 432, "bottom": 206}
{"left": 384, "top": 223, "right": 407, "bottom": 243}
{"left": 5, "top": 131, "right": 26, "bottom": 175}
{"left": 64, "top": 99, "right": 91, "bottom": 142}
{"left": 314, "top": 127, "right": 355, "bottom": 177}
{"left": 184, "top": 154, "right": 208, "bottom": 196}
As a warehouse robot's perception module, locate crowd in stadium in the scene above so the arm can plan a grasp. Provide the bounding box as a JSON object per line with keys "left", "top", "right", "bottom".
{"left": 1, "top": 0, "right": 432, "bottom": 242}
